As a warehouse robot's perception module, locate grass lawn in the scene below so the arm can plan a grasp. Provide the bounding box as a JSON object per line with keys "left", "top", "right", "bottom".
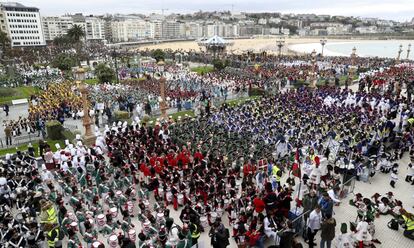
{"left": 0, "top": 86, "right": 39, "bottom": 104}
{"left": 226, "top": 95, "right": 261, "bottom": 106}
{"left": 191, "top": 66, "right": 215, "bottom": 75}
{"left": 84, "top": 78, "right": 99, "bottom": 85}
{"left": 0, "top": 139, "right": 65, "bottom": 157}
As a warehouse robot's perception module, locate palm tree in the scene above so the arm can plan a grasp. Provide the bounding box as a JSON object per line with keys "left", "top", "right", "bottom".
{"left": 67, "top": 24, "right": 85, "bottom": 43}
{"left": 0, "top": 30, "right": 11, "bottom": 59}
{"left": 67, "top": 24, "right": 85, "bottom": 66}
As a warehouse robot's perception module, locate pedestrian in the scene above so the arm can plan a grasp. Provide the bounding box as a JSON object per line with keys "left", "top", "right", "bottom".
{"left": 390, "top": 167, "right": 398, "bottom": 188}
{"left": 4, "top": 124, "right": 12, "bottom": 146}
{"left": 320, "top": 213, "right": 336, "bottom": 248}
{"left": 3, "top": 103, "right": 9, "bottom": 116}
{"left": 319, "top": 192, "right": 334, "bottom": 218}
{"left": 306, "top": 205, "right": 322, "bottom": 248}
{"left": 399, "top": 209, "right": 414, "bottom": 240}
{"left": 209, "top": 219, "right": 230, "bottom": 248}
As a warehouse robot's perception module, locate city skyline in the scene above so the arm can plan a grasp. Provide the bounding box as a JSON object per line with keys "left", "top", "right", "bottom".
{"left": 12, "top": 0, "right": 414, "bottom": 22}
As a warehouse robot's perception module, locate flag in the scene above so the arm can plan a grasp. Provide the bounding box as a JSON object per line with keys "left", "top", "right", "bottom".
{"left": 292, "top": 162, "right": 301, "bottom": 178}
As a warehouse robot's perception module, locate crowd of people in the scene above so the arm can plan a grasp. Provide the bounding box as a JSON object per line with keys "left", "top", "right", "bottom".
{"left": 2, "top": 82, "right": 414, "bottom": 248}
{"left": 2, "top": 47, "right": 414, "bottom": 248}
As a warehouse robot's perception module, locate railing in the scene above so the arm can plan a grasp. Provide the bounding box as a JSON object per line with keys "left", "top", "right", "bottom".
{"left": 14, "top": 133, "right": 42, "bottom": 146}
{"left": 340, "top": 175, "right": 356, "bottom": 199}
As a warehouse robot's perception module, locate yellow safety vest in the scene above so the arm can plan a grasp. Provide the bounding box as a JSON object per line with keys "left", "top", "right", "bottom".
{"left": 47, "top": 228, "right": 59, "bottom": 247}
{"left": 46, "top": 207, "right": 58, "bottom": 224}
{"left": 191, "top": 224, "right": 200, "bottom": 239}
{"left": 272, "top": 166, "right": 281, "bottom": 182}
{"left": 403, "top": 215, "right": 414, "bottom": 231}
{"left": 408, "top": 118, "right": 414, "bottom": 126}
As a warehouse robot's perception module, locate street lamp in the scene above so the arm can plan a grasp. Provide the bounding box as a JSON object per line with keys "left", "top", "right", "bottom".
{"left": 407, "top": 44, "right": 411, "bottom": 60}
{"left": 320, "top": 38, "right": 327, "bottom": 57}
{"left": 75, "top": 67, "right": 96, "bottom": 145}
{"left": 396, "top": 44, "right": 403, "bottom": 63}
{"left": 155, "top": 61, "right": 168, "bottom": 119}
{"left": 310, "top": 49, "right": 317, "bottom": 88}
{"left": 112, "top": 46, "right": 120, "bottom": 84}
{"left": 349, "top": 47, "right": 357, "bottom": 79}
{"left": 276, "top": 37, "right": 285, "bottom": 57}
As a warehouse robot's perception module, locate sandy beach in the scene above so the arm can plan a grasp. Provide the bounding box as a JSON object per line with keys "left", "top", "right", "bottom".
{"left": 137, "top": 37, "right": 356, "bottom": 55}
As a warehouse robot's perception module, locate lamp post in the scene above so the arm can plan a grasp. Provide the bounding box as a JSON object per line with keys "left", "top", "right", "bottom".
{"left": 396, "top": 44, "right": 403, "bottom": 63}
{"left": 112, "top": 46, "right": 119, "bottom": 84}
{"left": 75, "top": 67, "right": 96, "bottom": 145}
{"left": 156, "top": 61, "right": 168, "bottom": 119}
{"left": 349, "top": 47, "right": 357, "bottom": 79}
{"left": 310, "top": 49, "right": 317, "bottom": 88}
{"left": 320, "top": 38, "right": 327, "bottom": 57}
{"left": 407, "top": 44, "right": 411, "bottom": 60}
{"left": 276, "top": 37, "right": 285, "bottom": 57}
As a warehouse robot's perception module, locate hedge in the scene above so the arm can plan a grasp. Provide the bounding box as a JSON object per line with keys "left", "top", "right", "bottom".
{"left": 114, "top": 111, "right": 130, "bottom": 122}
{"left": 45, "top": 121, "right": 64, "bottom": 140}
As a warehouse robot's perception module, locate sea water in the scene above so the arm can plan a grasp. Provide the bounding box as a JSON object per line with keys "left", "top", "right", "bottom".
{"left": 289, "top": 40, "right": 414, "bottom": 59}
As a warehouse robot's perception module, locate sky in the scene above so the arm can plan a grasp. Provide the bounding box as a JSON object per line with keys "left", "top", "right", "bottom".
{"left": 11, "top": 0, "right": 414, "bottom": 22}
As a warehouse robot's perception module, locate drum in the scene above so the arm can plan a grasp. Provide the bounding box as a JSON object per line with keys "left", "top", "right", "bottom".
{"left": 224, "top": 199, "right": 229, "bottom": 209}
{"left": 68, "top": 212, "right": 77, "bottom": 222}
{"left": 158, "top": 187, "right": 164, "bottom": 197}
{"left": 177, "top": 193, "right": 184, "bottom": 205}
{"left": 108, "top": 234, "right": 118, "bottom": 248}
{"left": 210, "top": 212, "right": 217, "bottom": 223}
{"left": 127, "top": 201, "right": 134, "bottom": 215}
{"left": 216, "top": 208, "right": 223, "bottom": 217}
{"left": 166, "top": 192, "right": 173, "bottom": 203}
{"left": 110, "top": 207, "right": 118, "bottom": 218}
{"left": 200, "top": 216, "right": 208, "bottom": 228}
{"left": 143, "top": 200, "right": 150, "bottom": 209}
{"left": 93, "top": 241, "right": 103, "bottom": 248}
{"left": 128, "top": 229, "right": 136, "bottom": 242}
{"left": 97, "top": 214, "right": 106, "bottom": 227}
{"left": 156, "top": 212, "right": 164, "bottom": 223}
{"left": 70, "top": 221, "right": 78, "bottom": 231}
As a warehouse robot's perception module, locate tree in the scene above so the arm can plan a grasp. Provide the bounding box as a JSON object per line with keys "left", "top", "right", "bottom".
{"left": 67, "top": 24, "right": 85, "bottom": 43}
{"left": 152, "top": 49, "right": 166, "bottom": 62}
{"left": 212, "top": 59, "right": 226, "bottom": 71}
{"left": 53, "top": 35, "right": 71, "bottom": 48}
{"left": 95, "top": 63, "right": 115, "bottom": 83}
{"left": 0, "top": 30, "right": 11, "bottom": 59}
{"left": 52, "top": 53, "right": 76, "bottom": 71}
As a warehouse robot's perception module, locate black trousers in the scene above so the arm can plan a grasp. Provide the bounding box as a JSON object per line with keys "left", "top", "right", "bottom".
{"left": 6, "top": 136, "right": 12, "bottom": 146}
{"left": 307, "top": 228, "right": 318, "bottom": 248}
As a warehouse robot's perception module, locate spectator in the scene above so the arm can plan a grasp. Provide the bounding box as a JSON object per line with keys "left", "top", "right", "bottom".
{"left": 307, "top": 205, "right": 322, "bottom": 248}
{"left": 320, "top": 213, "right": 336, "bottom": 248}
{"left": 4, "top": 124, "right": 12, "bottom": 146}
{"left": 319, "top": 192, "right": 334, "bottom": 218}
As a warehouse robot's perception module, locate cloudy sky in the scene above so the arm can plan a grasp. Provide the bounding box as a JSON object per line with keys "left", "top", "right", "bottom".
{"left": 16, "top": 0, "right": 414, "bottom": 21}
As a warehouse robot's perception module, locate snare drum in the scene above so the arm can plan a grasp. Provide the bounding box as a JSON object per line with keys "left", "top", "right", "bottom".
{"left": 216, "top": 208, "right": 223, "bottom": 217}
{"left": 70, "top": 221, "right": 78, "bottom": 231}
{"left": 97, "top": 214, "right": 106, "bottom": 227}
{"left": 177, "top": 193, "right": 184, "bottom": 205}
{"left": 128, "top": 229, "right": 136, "bottom": 242}
{"left": 210, "top": 212, "right": 217, "bottom": 223}
{"left": 108, "top": 234, "right": 118, "bottom": 247}
{"left": 92, "top": 241, "right": 103, "bottom": 248}
{"left": 224, "top": 199, "right": 229, "bottom": 209}
{"left": 68, "top": 212, "right": 77, "bottom": 222}
{"left": 116, "top": 190, "right": 122, "bottom": 198}
{"left": 166, "top": 192, "right": 173, "bottom": 203}
{"left": 110, "top": 207, "right": 118, "bottom": 218}
{"left": 158, "top": 187, "right": 164, "bottom": 197}
{"left": 156, "top": 212, "right": 164, "bottom": 222}
{"left": 200, "top": 216, "right": 208, "bottom": 228}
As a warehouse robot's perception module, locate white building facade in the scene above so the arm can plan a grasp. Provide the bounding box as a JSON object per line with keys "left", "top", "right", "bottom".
{"left": 0, "top": 2, "right": 45, "bottom": 47}
{"left": 41, "top": 16, "right": 73, "bottom": 41}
